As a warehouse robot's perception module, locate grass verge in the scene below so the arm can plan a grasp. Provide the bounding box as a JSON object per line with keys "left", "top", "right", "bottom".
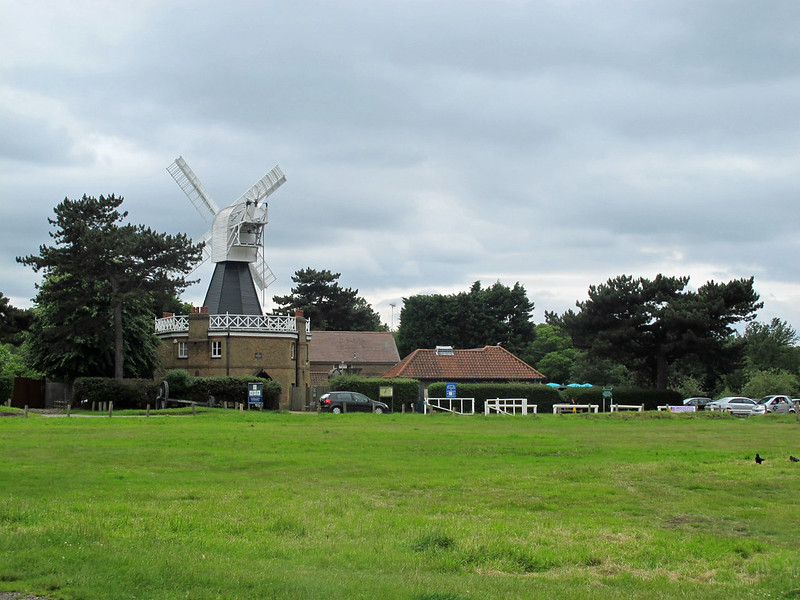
{"left": 1, "top": 410, "right": 799, "bottom": 599}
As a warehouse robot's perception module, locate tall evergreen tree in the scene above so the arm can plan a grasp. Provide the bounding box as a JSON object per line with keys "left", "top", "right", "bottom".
{"left": 18, "top": 194, "right": 203, "bottom": 380}
{"left": 272, "top": 268, "right": 385, "bottom": 331}
{"left": 549, "top": 274, "right": 762, "bottom": 389}
{"left": 396, "top": 281, "right": 535, "bottom": 358}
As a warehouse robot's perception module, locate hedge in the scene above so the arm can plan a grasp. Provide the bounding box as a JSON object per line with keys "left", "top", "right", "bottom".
{"left": 72, "top": 378, "right": 159, "bottom": 410}
{"left": 72, "top": 373, "right": 282, "bottom": 411}
{"left": 426, "top": 382, "right": 561, "bottom": 414}
{"left": 328, "top": 375, "right": 420, "bottom": 412}
{"left": 0, "top": 375, "right": 13, "bottom": 404}
{"left": 558, "top": 386, "right": 682, "bottom": 410}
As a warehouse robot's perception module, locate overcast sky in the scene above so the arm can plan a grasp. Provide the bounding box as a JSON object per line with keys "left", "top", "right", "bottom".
{"left": 2, "top": 0, "right": 799, "bottom": 332}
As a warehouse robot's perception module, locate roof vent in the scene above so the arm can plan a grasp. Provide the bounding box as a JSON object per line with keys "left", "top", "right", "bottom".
{"left": 435, "top": 345, "right": 454, "bottom": 356}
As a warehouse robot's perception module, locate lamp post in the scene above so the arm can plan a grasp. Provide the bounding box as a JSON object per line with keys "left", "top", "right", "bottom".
{"left": 390, "top": 303, "right": 396, "bottom": 331}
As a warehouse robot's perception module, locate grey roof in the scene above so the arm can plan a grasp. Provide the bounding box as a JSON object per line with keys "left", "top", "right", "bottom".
{"left": 203, "top": 261, "right": 262, "bottom": 315}
{"left": 310, "top": 331, "right": 400, "bottom": 364}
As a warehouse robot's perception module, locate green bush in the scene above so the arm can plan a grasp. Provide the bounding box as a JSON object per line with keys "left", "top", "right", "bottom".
{"left": 72, "top": 378, "right": 159, "bottom": 410}
{"left": 426, "top": 382, "right": 560, "bottom": 414}
{"left": 559, "top": 386, "right": 682, "bottom": 410}
{"left": 186, "top": 376, "right": 281, "bottom": 410}
{"left": 164, "top": 369, "right": 193, "bottom": 399}
{"left": 329, "top": 375, "right": 420, "bottom": 412}
{"left": 0, "top": 375, "right": 12, "bottom": 404}
{"left": 72, "top": 375, "right": 281, "bottom": 411}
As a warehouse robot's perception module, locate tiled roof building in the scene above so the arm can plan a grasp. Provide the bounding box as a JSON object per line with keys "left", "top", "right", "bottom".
{"left": 310, "top": 331, "right": 400, "bottom": 387}
{"left": 382, "top": 345, "right": 545, "bottom": 392}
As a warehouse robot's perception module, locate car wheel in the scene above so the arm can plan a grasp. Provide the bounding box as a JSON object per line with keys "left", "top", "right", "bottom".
{"left": 374, "top": 406, "right": 384, "bottom": 414}
{"left": 332, "top": 406, "right": 342, "bottom": 414}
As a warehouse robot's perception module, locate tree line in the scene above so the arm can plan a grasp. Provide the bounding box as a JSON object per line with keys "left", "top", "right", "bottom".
{"left": 4, "top": 194, "right": 800, "bottom": 399}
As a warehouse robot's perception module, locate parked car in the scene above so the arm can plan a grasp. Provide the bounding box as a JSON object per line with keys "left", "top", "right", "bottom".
{"left": 319, "top": 391, "right": 389, "bottom": 414}
{"left": 683, "top": 397, "right": 713, "bottom": 408}
{"left": 705, "top": 396, "right": 766, "bottom": 416}
{"left": 757, "top": 395, "right": 797, "bottom": 414}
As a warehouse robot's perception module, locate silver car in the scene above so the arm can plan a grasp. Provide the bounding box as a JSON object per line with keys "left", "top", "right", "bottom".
{"left": 705, "top": 396, "right": 766, "bottom": 416}
{"left": 757, "top": 395, "right": 797, "bottom": 414}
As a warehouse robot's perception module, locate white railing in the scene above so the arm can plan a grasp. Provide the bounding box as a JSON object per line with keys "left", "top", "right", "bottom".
{"left": 553, "top": 403, "right": 599, "bottom": 414}
{"left": 424, "top": 398, "right": 475, "bottom": 415}
{"left": 155, "top": 314, "right": 305, "bottom": 334}
{"left": 209, "top": 314, "right": 299, "bottom": 332}
{"left": 485, "top": 398, "right": 537, "bottom": 416}
{"left": 610, "top": 404, "right": 645, "bottom": 412}
{"left": 154, "top": 315, "right": 189, "bottom": 333}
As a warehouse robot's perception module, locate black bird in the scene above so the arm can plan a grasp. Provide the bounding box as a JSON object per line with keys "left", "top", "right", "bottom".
{"left": 790, "top": 456, "right": 799, "bottom": 462}
{"left": 755, "top": 453, "right": 764, "bottom": 464}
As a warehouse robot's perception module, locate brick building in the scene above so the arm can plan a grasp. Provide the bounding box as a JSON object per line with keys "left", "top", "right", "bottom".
{"left": 155, "top": 308, "right": 311, "bottom": 410}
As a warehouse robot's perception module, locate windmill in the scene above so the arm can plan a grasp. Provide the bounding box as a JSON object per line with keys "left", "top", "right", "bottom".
{"left": 167, "top": 156, "right": 286, "bottom": 315}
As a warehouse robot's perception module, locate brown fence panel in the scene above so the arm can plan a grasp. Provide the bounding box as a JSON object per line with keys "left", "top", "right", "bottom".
{"left": 12, "top": 377, "right": 46, "bottom": 409}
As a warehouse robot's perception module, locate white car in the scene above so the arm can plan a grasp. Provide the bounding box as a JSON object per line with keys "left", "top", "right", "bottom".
{"left": 757, "top": 395, "right": 797, "bottom": 414}
{"left": 705, "top": 396, "right": 766, "bottom": 416}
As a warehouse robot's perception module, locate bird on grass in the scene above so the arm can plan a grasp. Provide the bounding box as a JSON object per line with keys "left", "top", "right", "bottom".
{"left": 755, "top": 453, "right": 764, "bottom": 464}
{"left": 790, "top": 456, "right": 799, "bottom": 463}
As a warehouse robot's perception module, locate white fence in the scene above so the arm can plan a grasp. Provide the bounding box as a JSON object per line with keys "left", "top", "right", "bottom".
{"left": 484, "top": 398, "right": 538, "bottom": 416}
{"left": 155, "top": 314, "right": 303, "bottom": 334}
{"left": 553, "top": 403, "right": 599, "bottom": 414}
{"left": 609, "top": 404, "right": 644, "bottom": 412}
{"left": 425, "top": 398, "right": 475, "bottom": 415}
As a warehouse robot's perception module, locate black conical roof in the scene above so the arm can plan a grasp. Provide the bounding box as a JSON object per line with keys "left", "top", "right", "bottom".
{"left": 203, "top": 261, "right": 262, "bottom": 315}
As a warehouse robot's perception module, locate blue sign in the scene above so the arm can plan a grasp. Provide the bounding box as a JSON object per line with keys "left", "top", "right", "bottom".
{"left": 248, "top": 382, "right": 264, "bottom": 406}
{"left": 445, "top": 382, "right": 457, "bottom": 398}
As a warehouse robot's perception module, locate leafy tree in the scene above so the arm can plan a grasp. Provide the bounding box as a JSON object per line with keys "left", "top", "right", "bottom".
{"left": 524, "top": 323, "right": 577, "bottom": 383}
{"left": 741, "top": 318, "right": 800, "bottom": 374}
{"left": 549, "top": 274, "right": 762, "bottom": 390}
{"left": 396, "top": 281, "right": 535, "bottom": 358}
{"left": 741, "top": 369, "right": 799, "bottom": 399}
{"left": 18, "top": 194, "right": 203, "bottom": 380}
{"left": 0, "top": 292, "right": 34, "bottom": 347}
{"left": 272, "top": 268, "right": 385, "bottom": 331}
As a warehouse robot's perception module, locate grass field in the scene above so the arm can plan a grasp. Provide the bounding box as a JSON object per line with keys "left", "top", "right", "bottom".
{"left": 1, "top": 409, "right": 799, "bottom": 600}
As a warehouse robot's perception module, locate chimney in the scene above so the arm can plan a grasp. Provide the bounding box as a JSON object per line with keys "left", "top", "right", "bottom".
{"left": 294, "top": 309, "right": 304, "bottom": 318}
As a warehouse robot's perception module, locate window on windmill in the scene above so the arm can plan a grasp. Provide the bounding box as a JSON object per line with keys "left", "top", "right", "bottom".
{"left": 178, "top": 342, "right": 188, "bottom": 359}
{"left": 435, "top": 346, "right": 454, "bottom": 356}
{"left": 291, "top": 342, "right": 296, "bottom": 360}
{"left": 211, "top": 341, "right": 222, "bottom": 358}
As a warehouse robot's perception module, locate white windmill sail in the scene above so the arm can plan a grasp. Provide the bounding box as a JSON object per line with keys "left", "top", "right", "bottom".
{"left": 167, "top": 157, "right": 219, "bottom": 223}
{"left": 167, "top": 156, "right": 286, "bottom": 315}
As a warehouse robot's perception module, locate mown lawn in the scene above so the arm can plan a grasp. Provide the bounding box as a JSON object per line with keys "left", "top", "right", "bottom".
{"left": 1, "top": 409, "right": 798, "bottom": 599}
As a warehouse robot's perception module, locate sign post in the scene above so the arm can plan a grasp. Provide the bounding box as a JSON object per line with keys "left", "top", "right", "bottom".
{"left": 379, "top": 386, "right": 393, "bottom": 412}
{"left": 602, "top": 387, "right": 613, "bottom": 413}
{"left": 248, "top": 382, "right": 264, "bottom": 410}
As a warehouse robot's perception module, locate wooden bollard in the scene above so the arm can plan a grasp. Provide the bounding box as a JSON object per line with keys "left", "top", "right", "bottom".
{"left": 24, "top": 405, "right": 28, "bottom": 418}
{"left": 146, "top": 403, "right": 150, "bottom": 417}
{"left": 109, "top": 402, "right": 113, "bottom": 418}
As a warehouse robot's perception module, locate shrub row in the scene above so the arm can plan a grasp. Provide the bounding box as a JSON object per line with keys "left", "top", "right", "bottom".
{"left": 73, "top": 372, "right": 282, "bottom": 411}
{"left": 72, "top": 378, "right": 159, "bottom": 410}
{"left": 328, "top": 375, "right": 420, "bottom": 412}
{"left": 0, "top": 375, "right": 13, "bottom": 404}
{"left": 163, "top": 370, "right": 282, "bottom": 410}
{"left": 559, "top": 386, "right": 682, "bottom": 410}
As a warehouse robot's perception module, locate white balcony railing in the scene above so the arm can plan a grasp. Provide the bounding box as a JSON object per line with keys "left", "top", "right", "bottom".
{"left": 155, "top": 314, "right": 306, "bottom": 335}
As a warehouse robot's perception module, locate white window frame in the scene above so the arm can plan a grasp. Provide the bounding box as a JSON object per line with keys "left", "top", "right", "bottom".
{"left": 291, "top": 342, "right": 296, "bottom": 360}
{"left": 211, "top": 340, "right": 222, "bottom": 358}
{"left": 177, "top": 341, "right": 188, "bottom": 359}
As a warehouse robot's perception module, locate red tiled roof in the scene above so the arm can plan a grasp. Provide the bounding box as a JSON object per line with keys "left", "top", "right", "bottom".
{"left": 382, "top": 346, "right": 545, "bottom": 381}
{"left": 310, "top": 331, "right": 400, "bottom": 364}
